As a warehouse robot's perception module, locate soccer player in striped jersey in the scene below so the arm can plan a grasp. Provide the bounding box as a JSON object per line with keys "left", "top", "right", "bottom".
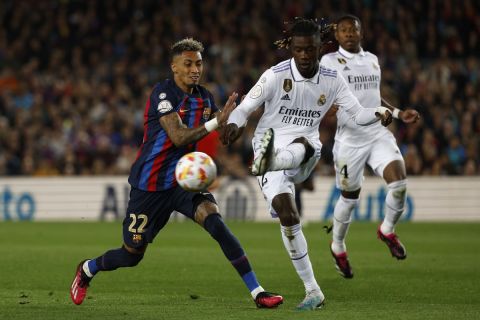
{"left": 70, "top": 38, "right": 283, "bottom": 308}
{"left": 222, "top": 18, "right": 393, "bottom": 310}
{"left": 320, "top": 15, "right": 420, "bottom": 278}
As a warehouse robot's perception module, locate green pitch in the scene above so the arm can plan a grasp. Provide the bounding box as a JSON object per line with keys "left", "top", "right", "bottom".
{"left": 0, "top": 221, "right": 479, "bottom": 320}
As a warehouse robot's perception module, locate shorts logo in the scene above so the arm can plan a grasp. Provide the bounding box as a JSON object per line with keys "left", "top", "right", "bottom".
{"left": 283, "top": 79, "right": 292, "bottom": 92}
{"left": 159, "top": 92, "right": 167, "bottom": 99}
{"left": 249, "top": 85, "right": 263, "bottom": 99}
{"left": 157, "top": 100, "right": 173, "bottom": 113}
{"left": 202, "top": 107, "right": 211, "bottom": 120}
{"left": 337, "top": 58, "right": 347, "bottom": 64}
{"left": 317, "top": 94, "right": 326, "bottom": 106}
{"left": 132, "top": 234, "right": 142, "bottom": 244}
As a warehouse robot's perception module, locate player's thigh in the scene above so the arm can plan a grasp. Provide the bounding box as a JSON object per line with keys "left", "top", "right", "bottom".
{"left": 333, "top": 142, "right": 369, "bottom": 191}
{"left": 257, "top": 170, "right": 295, "bottom": 218}
{"left": 367, "top": 134, "right": 404, "bottom": 177}
{"left": 170, "top": 186, "right": 218, "bottom": 224}
{"left": 123, "top": 187, "right": 174, "bottom": 249}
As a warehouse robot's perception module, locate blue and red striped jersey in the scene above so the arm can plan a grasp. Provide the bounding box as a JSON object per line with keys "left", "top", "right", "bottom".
{"left": 128, "top": 79, "right": 218, "bottom": 191}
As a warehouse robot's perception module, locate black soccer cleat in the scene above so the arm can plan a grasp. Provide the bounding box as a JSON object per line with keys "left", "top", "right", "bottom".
{"left": 377, "top": 226, "right": 407, "bottom": 260}
{"left": 255, "top": 291, "right": 283, "bottom": 308}
{"left": 330, "top": 244, "right": 353, "bottom": 279}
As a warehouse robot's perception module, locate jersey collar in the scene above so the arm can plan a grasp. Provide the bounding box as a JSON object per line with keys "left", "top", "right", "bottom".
{"left": 338, "top": 46, "right": 366, "bottom": 59}
{"left": 290, "top": 58, "right": 320, "bottom": 83}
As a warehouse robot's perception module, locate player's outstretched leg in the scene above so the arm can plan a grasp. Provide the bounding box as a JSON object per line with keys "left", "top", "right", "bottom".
{"left": 251, "top": 128, "right": 274, "bottom": 176}
{"left": 203, "top": 213, "right": 283, "bottom": 308}
{"left": 377, "top": 226, "right": 406, "bottom": 259}
{"left": 70, "top": 260, "right": 91, "bottom": 305}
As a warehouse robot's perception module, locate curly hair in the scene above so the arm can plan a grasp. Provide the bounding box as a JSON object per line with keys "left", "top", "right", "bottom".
{"left": 274, "top": 17, "right": 334, "bottom": 50}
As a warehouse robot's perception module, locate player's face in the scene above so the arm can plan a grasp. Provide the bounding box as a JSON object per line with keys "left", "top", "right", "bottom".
{"left": 335, "top": 19, "right": 362, "bottom": 53}
{"left": 290, "top": 35, "right": 320, "bottom": 78}
{"left": 171, "top": 51, "right": 203, "bottom": 93}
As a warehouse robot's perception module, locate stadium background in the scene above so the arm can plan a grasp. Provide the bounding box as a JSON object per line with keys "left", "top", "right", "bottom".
{"left": 1, "top": 1, "right": 479, "bottom": 319}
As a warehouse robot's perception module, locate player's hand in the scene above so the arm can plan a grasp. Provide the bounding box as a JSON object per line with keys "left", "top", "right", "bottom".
{"left": 221, "top": 123, "right": 241, "bottom": 146}
{"left": 375, "top": 108, "right": 393, "bottom": 127}
{"left": 216, "top": 92, "right": 239, "bottom": 127}
{"left": 400, "top": 109, "right": 420, "bottom": 124}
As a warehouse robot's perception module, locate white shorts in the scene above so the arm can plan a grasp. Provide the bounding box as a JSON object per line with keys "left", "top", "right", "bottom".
{"left": 256, "top": 155, "right": 319, "bottom": 218}
{"left": 333, "top": 133, "right": 403, "bottom": 191}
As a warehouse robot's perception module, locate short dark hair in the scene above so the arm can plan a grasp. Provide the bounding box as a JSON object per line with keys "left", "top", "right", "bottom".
{"left": 171, "top": 38, "right": 204, "bottom": 58}
{"left": 336, "top": 14, "right": 362, "bottom": 28}
{"left": 274, "top": 18, "right": 320, "bottom": 49}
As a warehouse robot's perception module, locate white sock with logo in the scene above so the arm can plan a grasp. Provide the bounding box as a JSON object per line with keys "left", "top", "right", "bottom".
{"left": 331, "top": 196, "right": 359, "bottom": 254}
{"left": 281, "top": 224, "right": 320, "bottom": 293}
{"left": 381, "top": 180, "right": 407, "bottom": 235}
{"left": 270, "top": 143, "right": 306, "bottom": 171}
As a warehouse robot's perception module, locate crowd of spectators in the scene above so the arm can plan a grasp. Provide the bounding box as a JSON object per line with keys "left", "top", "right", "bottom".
{"left": 0, "top": 0, "right": 478, "bottom": 177}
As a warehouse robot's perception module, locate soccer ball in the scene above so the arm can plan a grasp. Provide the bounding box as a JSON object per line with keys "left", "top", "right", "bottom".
{"left": 175, "top": 152, "right": 217, "bottom": 192}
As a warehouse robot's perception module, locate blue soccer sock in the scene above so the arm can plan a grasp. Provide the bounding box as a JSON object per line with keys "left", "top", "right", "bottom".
{"left": 90, "top": 246, "right": 144, "bottom": 273}
{"left": 204, "top": 214, "right": 263, "bottom": 296}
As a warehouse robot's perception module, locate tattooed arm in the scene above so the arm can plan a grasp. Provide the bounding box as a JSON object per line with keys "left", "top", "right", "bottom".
{"left": 160, "top": 112, "right": 209, "bottom": 147}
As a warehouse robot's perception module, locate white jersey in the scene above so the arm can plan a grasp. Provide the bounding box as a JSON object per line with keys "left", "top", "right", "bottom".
{"left": 228, "top": 58, "right": 378, "bottom": 151}
{"left": 320, "top": 47, "right": 390, "bottom": 147}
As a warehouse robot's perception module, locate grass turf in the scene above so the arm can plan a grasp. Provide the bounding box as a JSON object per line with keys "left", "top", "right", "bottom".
{"left": 0, "top": 221, "right": 479, "bottom": 320}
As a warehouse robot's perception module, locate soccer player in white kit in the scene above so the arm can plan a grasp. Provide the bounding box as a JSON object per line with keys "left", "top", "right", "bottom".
{"left": 221, "top": 18, "right": 392, "bottom": 310}
{"left": 320, "top": 14, "right": 420, "bottom": 278}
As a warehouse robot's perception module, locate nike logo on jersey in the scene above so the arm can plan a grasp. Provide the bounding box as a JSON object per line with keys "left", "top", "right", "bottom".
{"left": 280, "top": 94, "right": 290, "bottom": 101}
{"left": 179, "top": 109, "right": 190, "bottom": 113}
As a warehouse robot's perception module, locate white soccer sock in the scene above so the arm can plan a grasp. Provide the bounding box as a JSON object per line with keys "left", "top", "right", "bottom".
{"left": 381, "top": 179, "right": 407, "bottom": 235}
{"left": 82, "top": 260, "right": 94, "bottom": 278}
{"left": 251, "top": 286, "right": 265, "bottom": 299}
{"left": 270, "top": 143, "right": 306, "bottom": 171}
{"left": 331, "top": 196, "right": 358, "bottom": 254}
{"left": 281, "top": 224, "right": 320, "bottom": 293}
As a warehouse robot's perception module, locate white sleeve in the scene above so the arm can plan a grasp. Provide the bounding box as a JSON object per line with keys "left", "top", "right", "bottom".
{"left": 333, "top": 75, "right": 380, "bottom": 126}
{"left": 228, "top": 69, "right": 275, "bottom": 127}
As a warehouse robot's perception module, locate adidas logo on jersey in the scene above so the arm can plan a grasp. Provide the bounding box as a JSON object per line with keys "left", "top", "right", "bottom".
{"left": 343, "top": 66, "right": 350, "bottom": 71}
{"left": 280, "top": 94, "right": 290, "bottom": 100}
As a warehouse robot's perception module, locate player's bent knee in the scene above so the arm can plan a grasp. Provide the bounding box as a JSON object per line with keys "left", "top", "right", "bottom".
{"left": 122, "top": 245, "right": 145, "bottom": 267}
{"left": 388, "top": 179, "right": 407, "bottom": 200}
{"left": 292, "top": 137, "right": 314, "bottom": 163}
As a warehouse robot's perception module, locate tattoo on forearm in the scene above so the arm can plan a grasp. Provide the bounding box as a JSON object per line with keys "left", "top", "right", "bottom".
{"left": 160, "top": 113, "right": 208, "bottom": 147}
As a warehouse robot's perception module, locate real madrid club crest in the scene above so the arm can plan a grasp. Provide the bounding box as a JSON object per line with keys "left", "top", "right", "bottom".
{"left": 202, "top": 107, "right": 211, "bottom": 120}
{"left": 337, "top": 58, "right": 347, "bottom": 64}
{"left": 317, "top": 94, "right": 326, "bottom": 106}
{"left": 283, "top": 79, "right": 292, "bottom": 92}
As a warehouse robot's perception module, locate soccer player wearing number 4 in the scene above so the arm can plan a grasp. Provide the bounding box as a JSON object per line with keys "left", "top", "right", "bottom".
{"left": 70, "top": 38, "right": 283, "bottom": 308}
{"left": 222, "top": 18, "right": 393, "bottom": 311}
{"left": 320, "top": 15, "right": 420, "bottom": 278}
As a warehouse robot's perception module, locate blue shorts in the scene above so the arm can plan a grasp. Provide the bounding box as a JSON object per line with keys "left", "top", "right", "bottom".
{"left": 122, "top": 186, "right": 216, "bottom": 249}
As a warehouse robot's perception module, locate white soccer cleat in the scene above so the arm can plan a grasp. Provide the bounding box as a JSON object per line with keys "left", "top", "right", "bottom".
{"left": 295, "top": 289, "right": 325, "bottom": 311}
{"left": 251, "top": 128, "right": 274, "bottom": 176}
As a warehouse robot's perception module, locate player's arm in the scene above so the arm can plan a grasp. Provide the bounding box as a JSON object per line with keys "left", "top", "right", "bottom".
{"left": 221, "top": 70, "right": 274, "bottom": 145}
{"left": 381, "top": 97, "right": 420, "bottom": 123}
{"left": 161, "top": 92, "right": 238, "bottom": 147}
{"left": 334, "top": 75, "right": 392, "bottom": 126}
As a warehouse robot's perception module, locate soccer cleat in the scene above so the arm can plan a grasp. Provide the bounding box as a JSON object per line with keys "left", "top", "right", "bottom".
{"left": 251, "top": 128, "right": 274, "bottom": 176}
{"left": 254, "top": 291, "right": 284, "bottom": 308}
{"left": 70, "top": 260, "right": 92, "bottom": 305}
{"left": 295, "top": 289, "right": 325, "bottom": 311}
{"left": 330, "top": 243, "right": 353, "bottom": 279}
{"left": 377, "top": 226, "right": 407, "bottom": 260}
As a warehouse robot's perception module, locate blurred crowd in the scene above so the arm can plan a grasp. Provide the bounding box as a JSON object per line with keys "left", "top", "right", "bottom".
{"left": 0, "top": 0, "right": 479, "bottom": 177}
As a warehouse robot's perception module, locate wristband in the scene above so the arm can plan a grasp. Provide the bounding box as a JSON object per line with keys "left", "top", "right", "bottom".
{"left": 204, "top": 118, "right": 218, "bottom": 132}
{"left": 392, "top": 108, "right": 401, "bottom": 119}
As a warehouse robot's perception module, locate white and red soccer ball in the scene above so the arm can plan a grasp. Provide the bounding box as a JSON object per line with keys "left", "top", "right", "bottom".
{"left": 175, "top": 152, "right": 217, "bottom": 192}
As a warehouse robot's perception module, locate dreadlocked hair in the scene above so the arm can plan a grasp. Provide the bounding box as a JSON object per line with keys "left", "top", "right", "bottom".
{"left": 274, "top": 17, "right": 334, "bottom": 50}
{"left": 171, "top": 38, "right": 204, "bottom": 58}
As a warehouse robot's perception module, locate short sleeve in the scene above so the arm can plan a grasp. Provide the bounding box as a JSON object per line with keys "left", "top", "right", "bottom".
{"left": 151, "top": 84, "right": 179, "bottom": 118}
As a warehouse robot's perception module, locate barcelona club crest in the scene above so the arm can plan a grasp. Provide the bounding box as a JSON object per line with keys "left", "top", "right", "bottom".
{"left": 202, "top": 107, "right": 211, "bottom": 120}
{"left": 283, "top": 79, "right": 292, "bottom": 92}
{"left": 132, "top": 234, "right": 142, "bottom": 244}
{"left": 337, "top": 58, "right": 347, "bottom": 64}
{"left": 317, "top": 94, "right": 326, "bottom": 106}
